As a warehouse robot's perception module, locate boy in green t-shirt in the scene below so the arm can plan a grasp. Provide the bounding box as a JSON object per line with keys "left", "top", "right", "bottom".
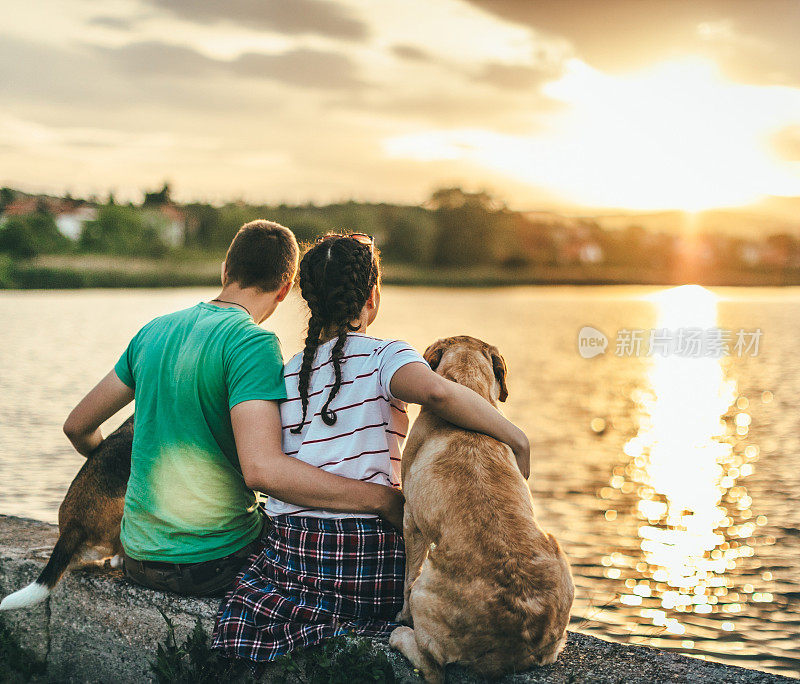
{"left": 62, "top": 220, "right": 404, "bottom": 596}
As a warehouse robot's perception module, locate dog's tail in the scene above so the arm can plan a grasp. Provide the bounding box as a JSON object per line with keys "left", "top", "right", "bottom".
{"left": 0, "top": 526, "right": 85, "bottom": 611}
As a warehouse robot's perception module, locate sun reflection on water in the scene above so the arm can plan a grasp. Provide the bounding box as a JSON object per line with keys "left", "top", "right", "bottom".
{"left": 607, "top": 285, "right": 764, "bottom": 638}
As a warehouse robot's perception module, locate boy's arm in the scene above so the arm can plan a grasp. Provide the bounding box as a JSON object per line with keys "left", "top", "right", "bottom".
{"left": 390, "top": 362, "right": 531, "bottom": 479}
{"left": 231, "top": 399, "right": 405, "bottom": 529}
{"left": 63, "top": 370, "right": 135, "bottom": 456}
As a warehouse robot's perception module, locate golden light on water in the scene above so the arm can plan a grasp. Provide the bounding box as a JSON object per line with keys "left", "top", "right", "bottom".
{"left": 607, "top": 286, "right": 765, "bottom": 638}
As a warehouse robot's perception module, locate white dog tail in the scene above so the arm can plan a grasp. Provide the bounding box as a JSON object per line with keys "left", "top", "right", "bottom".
{"left": 0, "top": 582, "right": 50, "bottom": 610}
{"left": 0, "top": 525, "right": 85, "bottom": 611}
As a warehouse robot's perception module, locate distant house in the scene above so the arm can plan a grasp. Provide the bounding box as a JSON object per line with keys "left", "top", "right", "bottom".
{"left": 1, "top": 197, "right": 97, "bottom": 240}
{"left": 739, "top": 243, "right": 762, "bottom": 267}
{"left": 142, "top": 203, "right": 187, "bottom": 247}
{"left": 579, "top": 242, "right": 604, "bottom": 264}
{"left": 520, "top": 213, "right": 606, "bottom": 266}
{"left": 557, "top": 236, "right": 605, "bottom": 264}
{"left": 2, "top": 197, "right": 39, "bottom": 218}
{"left": 53, "top": 205, "right": 98, "bottom": 240}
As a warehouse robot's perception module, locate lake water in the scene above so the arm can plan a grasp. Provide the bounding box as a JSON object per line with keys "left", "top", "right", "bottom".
{"left": 0, "top": 285, "right": 798, "bottom": 677}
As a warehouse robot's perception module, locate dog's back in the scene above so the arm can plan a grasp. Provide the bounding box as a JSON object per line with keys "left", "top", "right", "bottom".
{"left": 0, "top": 417, "right": 133, "bottom": 611}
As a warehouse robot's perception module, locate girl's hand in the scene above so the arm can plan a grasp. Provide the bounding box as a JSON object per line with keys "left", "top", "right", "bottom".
{"left": 375, "top": 486, "right": 405, "bottom": 531}
{"left": 511, "top": 431, "right": 531, "bottom": 480}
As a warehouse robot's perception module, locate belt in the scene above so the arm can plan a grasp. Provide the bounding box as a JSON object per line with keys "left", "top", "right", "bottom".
{"left": 124, "top": 540, "right": 257, "bottom": 582}
{"left": 123, "top": 516, "right": 268, "bottom": 578}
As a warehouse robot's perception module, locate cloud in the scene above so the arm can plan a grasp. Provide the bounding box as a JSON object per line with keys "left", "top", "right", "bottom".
{"left": 391, "top": 45, "right": 432, "bottom": 62}
{"left": 88, "top": 16, "right": 134, "bottom": 31}
{"left": 0, "top": 33, "right": 356, "bottom": 144}
{"left": 92, "top": 41, "right": 364, "bottom": 90}
{"left": 233, "top": 49, "right": 364, "bottom": 89}
{"left": 0, "top": 36, "right": 231, "bottom": 115}
{"left": 356, "top": 89, "right": 558, "bottom": 133}
{"left": 0, "top": 35, "right": 117, "bottom": 107}
{"left": 464, "top": 0, "right": 712, "bottom": 70}
{"left": 692, "top": 15, "right": 800, "bottom": 88}
{"left": 0, "top": 115, "right": 181, "bottom": 152}
{"left": 97, "top": 41, "right": 216, "bottom": 77}
{"left": 772, "top": 126, "right": 800, "bottom": 161}
{"left": 387, "top": 45, "right": 563, "bottom": 91}
{"left": 471, "top": 62, "right": 561, "bottom": 90}
{"left": 464, "top": 0, "right": 800, "bottom": 87}
{"left": 138, "top": 0, "right": 368, "bottom": 40}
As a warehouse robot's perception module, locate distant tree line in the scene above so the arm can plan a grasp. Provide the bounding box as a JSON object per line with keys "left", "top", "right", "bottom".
{"left": 0, "top": 184, "right": 520, "bottom": 266}
{"left": 3, "top": 184, "right": 800, "bottom": 275}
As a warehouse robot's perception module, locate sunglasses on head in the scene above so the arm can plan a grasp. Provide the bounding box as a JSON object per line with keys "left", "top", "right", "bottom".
{"left": 317, "top": 232, "right": 374, "bottom": 252}
{"left": 349, "top": 232, "right": 374, "bottom": 249}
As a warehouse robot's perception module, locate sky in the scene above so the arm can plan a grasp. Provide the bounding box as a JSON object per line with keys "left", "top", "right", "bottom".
{"left": 3, "top": 0, "right": 800, "bottom": 211}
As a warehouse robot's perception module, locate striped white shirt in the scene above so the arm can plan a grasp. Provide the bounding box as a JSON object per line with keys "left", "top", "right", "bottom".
{"left": 266, "top": 333, "right": 426, "bottom": 519}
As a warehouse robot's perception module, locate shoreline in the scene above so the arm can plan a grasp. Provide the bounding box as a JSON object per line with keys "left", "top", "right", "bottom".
{"left": 4, "top": 255, "right": 800, "bottom": 289}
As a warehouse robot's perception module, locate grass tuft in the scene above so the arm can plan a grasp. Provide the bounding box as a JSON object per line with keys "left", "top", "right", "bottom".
{"left": 270, "top": 635, "right": 397, "bottom": 684}
{"left": 150, "top": 611, "right": 396, "bottom": 684}
{"left": 150, "top": 610, "right": 252, "bottom": 683}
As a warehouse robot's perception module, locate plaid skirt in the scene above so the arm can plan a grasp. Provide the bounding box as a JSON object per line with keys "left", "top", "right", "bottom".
{"left": 211, "top": 515, "right": 405, "bottom": 662}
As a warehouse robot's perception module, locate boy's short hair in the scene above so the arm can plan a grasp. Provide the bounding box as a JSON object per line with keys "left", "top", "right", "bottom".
{"left": 224, "top": 220, "right": 298, "bottom": 292}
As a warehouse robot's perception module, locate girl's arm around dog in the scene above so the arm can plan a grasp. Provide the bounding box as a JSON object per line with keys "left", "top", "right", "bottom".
{"left": 390, "top": 362, "right": 531, "bottom": 479}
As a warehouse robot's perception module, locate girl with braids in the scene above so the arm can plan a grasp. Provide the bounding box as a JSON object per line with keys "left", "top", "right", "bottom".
{"left": 214, "top": 233, "right": 530, "bottom": 664}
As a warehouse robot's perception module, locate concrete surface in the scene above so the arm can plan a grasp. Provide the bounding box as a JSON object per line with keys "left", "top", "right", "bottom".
{"left": 0, "top": 514, "right": 792, "bottom": 683}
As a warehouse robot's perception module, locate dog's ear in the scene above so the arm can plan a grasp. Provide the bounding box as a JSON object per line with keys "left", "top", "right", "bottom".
{"left": 490, "top": 349, "right": 508, "bottom": 402}
{"left": 423, "top": 340, "right": 445, "bottom": 371}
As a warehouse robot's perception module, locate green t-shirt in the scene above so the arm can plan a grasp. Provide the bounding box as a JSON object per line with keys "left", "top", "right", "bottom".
{"left": 114, "top": 302, "right": 286, "bottom": 563}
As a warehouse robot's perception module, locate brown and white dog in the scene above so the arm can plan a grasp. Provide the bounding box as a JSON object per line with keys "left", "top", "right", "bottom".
{"left": 389, "top": 336, "right": 574, "bottom": 683}
{"left": 0, "top": 417, "right": 132, "bottom": 611}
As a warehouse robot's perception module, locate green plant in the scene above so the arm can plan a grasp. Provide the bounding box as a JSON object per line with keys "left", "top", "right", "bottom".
{"left": 150, "top": 612, "right": 395, "bottom": 684}
{"left": 0, "top": 615, "right": 47, "bottom": 682}
{"left": 150, "top": 610, "right": 251, "bottom": 684}
{"left": 271, "top": 635, "right": 396, "bottom": 684}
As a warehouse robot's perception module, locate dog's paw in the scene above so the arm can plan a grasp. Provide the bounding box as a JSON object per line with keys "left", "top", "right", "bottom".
{"left": 388, "top": 625, "right": 413, "bottom": 651}
{"left": 395, "top": 606, "right": 413, "bottom": 626}
{"left": 108, "top": 554, "right": 123, "bottom": 569}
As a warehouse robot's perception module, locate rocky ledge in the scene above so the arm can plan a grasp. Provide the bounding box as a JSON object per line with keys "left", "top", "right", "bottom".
{"left": 0, "top": 515, "right": 791, "bottom": 683}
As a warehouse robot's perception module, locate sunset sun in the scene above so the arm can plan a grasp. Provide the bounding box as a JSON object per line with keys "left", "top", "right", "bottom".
{"left": 386, "top": 56, "right": 800, "bottom": 211}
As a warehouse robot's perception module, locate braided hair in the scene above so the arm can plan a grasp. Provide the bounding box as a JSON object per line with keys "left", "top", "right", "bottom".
{"left": 291, "top": 234, "right": 380, "bottom": 434}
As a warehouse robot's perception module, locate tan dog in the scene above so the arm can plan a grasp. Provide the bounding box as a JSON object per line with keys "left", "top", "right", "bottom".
{"left": 389, "top": 336, "right": 574, "bottom": 683}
